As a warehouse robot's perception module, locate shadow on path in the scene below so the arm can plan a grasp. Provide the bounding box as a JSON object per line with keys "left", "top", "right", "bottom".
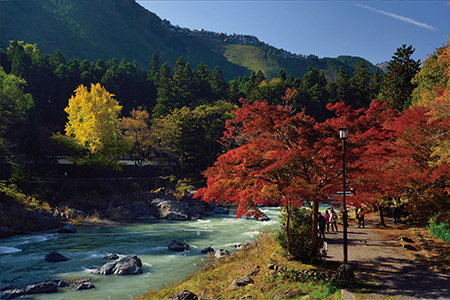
{"left": 324, "top": 215, "right": 450, "bottom": 299}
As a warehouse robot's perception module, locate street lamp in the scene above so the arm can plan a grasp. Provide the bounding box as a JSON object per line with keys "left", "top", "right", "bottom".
{"left": 339, "top": 127, "right": 348, "bottom": 264}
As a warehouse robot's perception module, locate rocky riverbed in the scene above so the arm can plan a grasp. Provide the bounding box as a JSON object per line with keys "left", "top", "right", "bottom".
{"left": 0, "top": 187, "right": 231, "bottom": 239}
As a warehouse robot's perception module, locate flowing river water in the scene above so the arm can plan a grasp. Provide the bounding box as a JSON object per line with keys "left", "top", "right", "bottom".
{"left": 1, "top": 207, "right": 282, "bottom": 300}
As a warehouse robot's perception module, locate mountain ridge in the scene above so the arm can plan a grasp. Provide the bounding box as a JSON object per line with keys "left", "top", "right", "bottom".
{"left": 1, "top": 0, "right": 382, "bottom": 80}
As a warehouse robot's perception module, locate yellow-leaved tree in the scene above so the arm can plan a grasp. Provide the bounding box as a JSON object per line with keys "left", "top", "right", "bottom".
{"left": 52, "top": 83, "right": 131, "bottom": 170}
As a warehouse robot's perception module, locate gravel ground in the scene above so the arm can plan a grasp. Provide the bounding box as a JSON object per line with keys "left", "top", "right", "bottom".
{"left": 324, "top": 214, "right": 450, "bottom": 300}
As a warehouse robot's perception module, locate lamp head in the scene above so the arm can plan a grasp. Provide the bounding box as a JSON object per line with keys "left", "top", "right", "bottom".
{"left": 338, "top": 127, "right": 348, "bottom": 140}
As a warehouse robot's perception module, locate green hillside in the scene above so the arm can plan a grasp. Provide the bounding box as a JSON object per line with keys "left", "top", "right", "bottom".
{"left": 1, "top": 0, "right": 380, "bottom": 81}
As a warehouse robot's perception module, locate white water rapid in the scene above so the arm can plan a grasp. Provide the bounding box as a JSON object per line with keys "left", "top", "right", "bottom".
{"left": 1, "top": 207, "right": 280, "bottom": 300}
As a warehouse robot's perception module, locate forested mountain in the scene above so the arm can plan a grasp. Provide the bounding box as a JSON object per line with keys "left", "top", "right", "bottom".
{"left": 1, "top": 0, "right": 380, "bottom": 81}
{"left": 1, "top": 0, "right": 388, "bottom": 180}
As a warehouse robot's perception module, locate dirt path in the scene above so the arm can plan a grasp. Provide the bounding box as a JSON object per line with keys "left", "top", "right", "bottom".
{"left": 324, "top": 213, "right": 450, "bottom": 300}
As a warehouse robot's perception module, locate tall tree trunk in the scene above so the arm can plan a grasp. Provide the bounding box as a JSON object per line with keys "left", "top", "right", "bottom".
{"left": 311, "top": 200, "right": 319, "bottom": 251}
{"left": 378, "top": 204, "right": 386, "bottom": 226}
{"left": 285, "top": 205, "right": 292, "bottom": 259}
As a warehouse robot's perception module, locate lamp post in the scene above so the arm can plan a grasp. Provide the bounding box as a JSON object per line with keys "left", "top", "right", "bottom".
{"left": 339, "top": 127, "right": 348, "bottom": 264}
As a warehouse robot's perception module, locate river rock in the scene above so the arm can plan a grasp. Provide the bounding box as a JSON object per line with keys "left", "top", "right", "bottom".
{"left": 232, "top": 243, "right": 242, "bottom": 250}
{"left": 168, "top": 240, "right": 189, "bottom": 251}
{"left": 131, "top": 202, "right": 157, "bottom": 220}
{"left": 76, "top": 282, "right": 95, "bottom": 290}
{"left": 0, "top": 284, "right": 14, "bottom": 292}
{"left": 52, "top": 209, "right": 68, "bottom": 220}
{"left": 150, "top": 198, "right": 195, "bottom": 221}
{"left": 271, "top": 289, "right": 305, "bottom": 300}
{"left": 25, "top": 282, "right": 58, "bottom": 294}
{"left": 45, "top": 251, "right": 69, "bottom": 262}
{"left": 57, "top": 224, "right": 77, "bottom": 233}
{"left": 66, "top": 208, "right": 87, "bottom": 219}
{"left": 51, "top": 278, "right": 69, "bottom": 287}
{"left": 213, "top": 206, "right": 229, "bottom": 214}
{"left": 246, "top": 265, "right": 261, "bottom": 278}
{"left": 171, "top": 289, "right": 198, "bottom": 300}
{"left": 201, "top": 246, "right": 214, "bottom": 254}
{"left": 0, "top": 281, "right": 58, "bottom": 299}
{"left": 103, "top": 253, "right": 119, "bottom": 260}
{"left": 227, "top": 275, "right": 254, "bottom": 291}
{"left": 256, "top": 213, "right": 270, "bottom": 221}
{"left": 214, "top": 248, "right": 230, "bottom": 259}
{"left": 92, "top": 255, "right": 142, "bottom": 275}
{"left": 32, "top": 209, "right": 56, "bottom": 229}
{"left": 1, "top": 288, "right": 23, "bottom": 299}
{"left": 204, "top": 263, "right": 215, "bottom": 271}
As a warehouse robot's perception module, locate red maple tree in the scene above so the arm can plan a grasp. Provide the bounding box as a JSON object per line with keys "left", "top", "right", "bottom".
{"left": 385, "top": 106, "right": 450, "bottom": 224}
{"left": 195, "top": 90, "right": 398, "bottom": 255}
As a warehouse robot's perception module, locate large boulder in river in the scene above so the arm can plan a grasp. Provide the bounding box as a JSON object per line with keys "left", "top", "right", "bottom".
{"left": 92, "top": 255, "right": 142, "bottom": 275}
{"left": 0, "top": 281, "right": 58, "bottom": 299}
{"left": 150, "top": 198, "right": 196, "bottom": 221}
{"left": 256, "top": 213, "right": 270, "bottom": 221}
{"left": 168, "top": 240, "right": 189, "bottom": 251}
{"left": 213, "top": 206, "right": 229, "bottom": 214}
{"left": 45, "top": 251, "right": 69, "bottom": 262}
{"left": 201, "top": 246, "right": 214, "bottom": 254}
{"left": 103, "top": 253, "right": 119, "bottom": 260}
{"left": 57, "top": 224, "right": 77, "bottom": 233}
{"left": 76, "top": 282, "right": 95, "bottom": 290}
{"left": 214, "top": 249, "right": 230, "bottom": 259}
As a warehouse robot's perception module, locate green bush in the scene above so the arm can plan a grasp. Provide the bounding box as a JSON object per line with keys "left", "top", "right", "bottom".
{"left": 128, "top": 182, "right": 141, "bottom": 192}
{"left": 429, "top": 219, "right": 450, "bottom": 243}
{"left": 10, "top": 163, "right": 27, "bottom": 187}
{"left": 275, "top": 207, "right": 319, "bottom": 263}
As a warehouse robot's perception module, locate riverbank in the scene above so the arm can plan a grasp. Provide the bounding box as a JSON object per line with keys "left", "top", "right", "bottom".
{"left": 135, "top": 230, "right": 342, "bottom": 300}
{"left": 134, "top": 213, "right": 450, "bottom": 300}
{"left": 0, "top": 177, "right": 217, "bottom": 239}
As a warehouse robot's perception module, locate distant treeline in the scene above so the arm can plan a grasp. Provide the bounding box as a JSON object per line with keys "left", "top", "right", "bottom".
{"left": 1, "top": 41, "right": 383, "bottom": 128}
{"left": 162, "top": 19, "right": 320, "bottom": 61}
{"left": 0, "top": 41, "right": 384, "bottom": 178}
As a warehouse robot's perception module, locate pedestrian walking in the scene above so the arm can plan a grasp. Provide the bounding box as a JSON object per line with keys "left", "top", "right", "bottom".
{"left": 392, "top": 206, "right": 400, "bottom": 225}
{"left": 318, "top": 212, "right": 326, "bottom": 240}
{"left": 330, "top": 209, "right": 338, "bottom": 232}
{"left": 357, "top": 207, "right": 365, "bottom": 228}
{"left": 324, "top": 210, "right": 330, "bottom": 232}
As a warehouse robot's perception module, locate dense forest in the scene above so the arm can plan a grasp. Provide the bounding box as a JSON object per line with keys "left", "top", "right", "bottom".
{"left": 0, "top": 40, "right": 384, "bottom": 179}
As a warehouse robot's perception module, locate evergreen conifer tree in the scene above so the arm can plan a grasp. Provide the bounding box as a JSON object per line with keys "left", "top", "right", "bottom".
{"left": 378, "top": 44, "right": 421, "bottom": 111}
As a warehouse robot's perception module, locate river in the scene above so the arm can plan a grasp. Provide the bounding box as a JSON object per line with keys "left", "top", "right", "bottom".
{"left": 0, "top": 207, "right": 281, "bottom": 300}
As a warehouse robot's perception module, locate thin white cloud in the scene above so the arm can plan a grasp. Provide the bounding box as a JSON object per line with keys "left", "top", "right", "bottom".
{"left": 356, "top": 4, "right": 437, "bottom": 31}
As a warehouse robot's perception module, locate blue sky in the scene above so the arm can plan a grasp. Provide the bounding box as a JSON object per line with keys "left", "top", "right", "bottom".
{"left": 137, "top": 1, "right": 449, "bottom": 65}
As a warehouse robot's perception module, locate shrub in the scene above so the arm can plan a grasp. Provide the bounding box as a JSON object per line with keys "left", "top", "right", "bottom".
{"left": 10, "top": 163, "right": 27, "bottom": 187}
{"left": 128, "top": 182, "right": 141, "bottom": 192}
{"left": 174, "top": 178, "right": 194, "bottom": 200}
{"left": 275, "top": 207, "right": 319, "bottom": 263}
{"left": 429, "top": 219, "right": 450, "bottom": 243}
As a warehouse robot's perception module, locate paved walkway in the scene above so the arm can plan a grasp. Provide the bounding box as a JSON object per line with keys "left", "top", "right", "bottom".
{"left": 324, "top": 214, "right": 450, "bottom": 300}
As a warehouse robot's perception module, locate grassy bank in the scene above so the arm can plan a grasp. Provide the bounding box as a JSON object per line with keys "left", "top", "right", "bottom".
{"left": 0, "top": 183, "right": 59, "bottom": 237}
{"left": 135, "top": 230, "right": 342, "bottom": 300}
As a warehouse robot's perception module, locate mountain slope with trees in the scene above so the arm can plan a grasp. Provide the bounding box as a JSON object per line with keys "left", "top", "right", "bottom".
{"left": 1, "top": 0, "right": 380, "bottom": 81}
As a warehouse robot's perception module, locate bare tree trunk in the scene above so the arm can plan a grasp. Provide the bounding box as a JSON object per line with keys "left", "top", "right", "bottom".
{"left": 311, "top": 200, "right": 319, "bottom": 251}
{"left": 378, "top": 205, "right": 386, "bottom": 226}
{"left": 285, "top": 205, "right": 292, "bottom": 259}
